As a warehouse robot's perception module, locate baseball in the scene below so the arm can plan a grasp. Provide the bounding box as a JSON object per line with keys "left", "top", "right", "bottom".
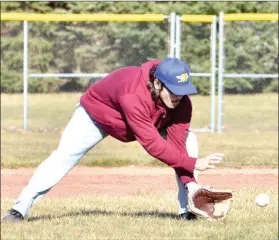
{"left": 255, "top": 193, "right": 270, "bottom": 207}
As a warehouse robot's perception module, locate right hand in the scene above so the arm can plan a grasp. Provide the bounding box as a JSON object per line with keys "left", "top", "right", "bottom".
{"left": 194, "top": 153, "right": 224, "bottom": 171}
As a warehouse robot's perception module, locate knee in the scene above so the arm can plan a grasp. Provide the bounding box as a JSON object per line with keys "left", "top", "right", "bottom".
{"left": 186, "top": 131, "right": 198, "bottom": 158}
{"left": 187, "top": 131, "right": 198, "bottom": 143}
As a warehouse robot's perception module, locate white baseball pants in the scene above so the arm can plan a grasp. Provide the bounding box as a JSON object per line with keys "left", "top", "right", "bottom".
{"left": 175, "top": 132, "right": 198, "bottom": 214}
{"left": 159, "top": 128, "right": 198, "bottom": 215}
{"left": 12, "top": 104, "right": 198, "bottom": 217}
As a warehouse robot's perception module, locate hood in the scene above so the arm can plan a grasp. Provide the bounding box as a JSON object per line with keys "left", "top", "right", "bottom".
{"left": 141, "top": 59, "right": 162, "bottom": 83}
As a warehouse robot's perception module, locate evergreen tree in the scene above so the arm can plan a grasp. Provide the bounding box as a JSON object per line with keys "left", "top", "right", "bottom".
{"left": 1, "top": 1, "right": 278, "bottom": 93}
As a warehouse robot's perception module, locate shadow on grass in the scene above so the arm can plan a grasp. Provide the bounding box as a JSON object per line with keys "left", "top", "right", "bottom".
{"left": 28, "top": 209, "right": 179, "bottom": 222}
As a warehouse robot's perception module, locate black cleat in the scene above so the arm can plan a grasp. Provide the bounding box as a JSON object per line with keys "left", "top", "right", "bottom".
{"left": 179, "top": 212, "right": 197, "bottom": 221}
{"left": 2, "top": 209, "right": 24, "bottom": 223}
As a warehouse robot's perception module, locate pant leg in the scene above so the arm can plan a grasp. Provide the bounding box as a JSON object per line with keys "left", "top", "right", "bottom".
{"left": 12, "top": 105, "right": 108, "bottom": 217}
{"left": 176, "top": 131, "right": 199, "bottom": 214}
{"left": 158, "top": 129, "right": 199, "bottom": 214}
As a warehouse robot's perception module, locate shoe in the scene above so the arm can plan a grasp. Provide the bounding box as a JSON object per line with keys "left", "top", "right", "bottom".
{"left": 2, "top": 209, "right": 24, "bottom": 223}
{"left": 179, "top": 212, "right": 197, "bottom": 221}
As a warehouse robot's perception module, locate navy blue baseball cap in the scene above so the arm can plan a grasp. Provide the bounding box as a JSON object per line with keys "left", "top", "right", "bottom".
{"left": 154, "top": 57, "right": 197, "bottom": 96}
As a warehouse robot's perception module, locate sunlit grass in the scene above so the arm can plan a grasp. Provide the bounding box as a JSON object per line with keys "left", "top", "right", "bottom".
{"left": 1, "top": 130, "right": 277, "bottom": 168}
{"left": 1, "top": 93, "right": 277, "bottom": 131}
{"left": 1, "top": 93, "right": 278, "bottom": 168}
{"left": 1, "top": 188, "right": 278, "bottom": 240}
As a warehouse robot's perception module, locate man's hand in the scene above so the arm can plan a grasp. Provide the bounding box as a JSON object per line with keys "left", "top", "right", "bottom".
{"left": 194, "top": 153, "right": 224, "bottom": 171}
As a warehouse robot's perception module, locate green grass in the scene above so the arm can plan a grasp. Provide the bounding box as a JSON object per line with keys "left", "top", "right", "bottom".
{"left": 222, "top": 93, "right": 278, "bottom": 132}
{"left": 1, "top": 130, "right": 277, "bottom": 168}
{"left": 1, "top": 93, "right": 277, "bottom": 131}
{"left": 1, "top": 188, "right": 278, "bottom": 240}
{"left": 1, "top": 93, "right": 278, "bottom": 168}
{"left": 1, "top": 93, "right": 80, "bottom": 130}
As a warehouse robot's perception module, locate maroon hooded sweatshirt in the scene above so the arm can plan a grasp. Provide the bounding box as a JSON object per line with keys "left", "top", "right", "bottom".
{"left": 80, "top": 59, "right": 197, "bottom": 184}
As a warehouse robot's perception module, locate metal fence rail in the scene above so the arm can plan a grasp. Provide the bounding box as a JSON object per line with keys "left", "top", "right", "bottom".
{"left": 176, "top": 14, "right": 217, "bottom": 132}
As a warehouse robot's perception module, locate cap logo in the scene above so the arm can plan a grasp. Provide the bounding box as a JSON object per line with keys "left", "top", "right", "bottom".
{"left": 176, "top": 73, "right": 189, "bottom": 83}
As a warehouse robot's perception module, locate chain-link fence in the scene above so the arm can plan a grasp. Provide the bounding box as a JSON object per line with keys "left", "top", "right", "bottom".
{"left": 178, "top": 15, "right": 217, "bottom": 132}
{"left": 26, "top": 19, "right": 172, "bottom": 130}
{"left": 1, "top": 13, "right": 278, "bottom": 133}
{"left": 1, "top": 13, "right": 175, "bottom": 130}
{"left": 218, "top": 13, "right": 278, "bottom": 132}
{"left": 1, "top": 21, "right": 25, "bottom": 130}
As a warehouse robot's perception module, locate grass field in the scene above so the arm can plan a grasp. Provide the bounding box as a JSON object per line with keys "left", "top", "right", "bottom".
{"left": 1, "top": 93, "right": 278, "bottom": 168}
{"left": 1, "top": 130, "right": 278, "bottom": 168}
{"left": 1, "top": 188, "right": 278, "bottom": 240}
{"left": 1, "top": 93, "right": 278, "bottom": 239}
{"left": 1, "top": 93, "right": 278, "bottom": 131}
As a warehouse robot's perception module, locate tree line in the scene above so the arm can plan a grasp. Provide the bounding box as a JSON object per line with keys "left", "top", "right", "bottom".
{"left": 1, "top": 2, "right": 278, "bottom": 94}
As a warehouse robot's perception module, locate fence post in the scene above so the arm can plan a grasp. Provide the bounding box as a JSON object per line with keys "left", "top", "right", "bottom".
{"left": 218, "top": 12, "right": 224, "bottom": 133}
{"left": 169, "top": 12, "right": 176, "bottom": 57}
{"left": 210, "top": 15, "right": 217, "bottom": 132}
{"left": 175, "top": 15, "right": 181, "bottom": 59}
{"left": 23, "top": 20, "right": 28, "bottom": 132}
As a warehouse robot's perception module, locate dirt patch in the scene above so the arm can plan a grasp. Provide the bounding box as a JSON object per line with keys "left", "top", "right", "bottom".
{"left": 1, "top": 167, "right": 278, "bottom": 198}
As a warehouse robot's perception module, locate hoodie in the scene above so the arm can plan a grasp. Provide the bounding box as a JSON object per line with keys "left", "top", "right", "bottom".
{"left": 80, "top": 59, "right": 197, "bottom": 184}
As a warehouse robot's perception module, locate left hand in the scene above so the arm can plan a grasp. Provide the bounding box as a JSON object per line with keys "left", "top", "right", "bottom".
{"left": 186, "top": 182, "right": 233, "bottom": 220}
{"left": 194, "top": 153, "right": 224, "bottom": 171}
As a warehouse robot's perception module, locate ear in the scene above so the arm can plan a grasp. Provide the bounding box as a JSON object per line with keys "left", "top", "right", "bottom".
{"left": 154, "top": 79, "right": 162, "bottom": 90}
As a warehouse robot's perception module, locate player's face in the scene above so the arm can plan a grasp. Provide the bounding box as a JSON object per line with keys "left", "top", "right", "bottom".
{"left": 159, "top": 85, "right": 183, "bottom": 109}
{"left": 153, "top": 79, "right": 183, "bottom": 109}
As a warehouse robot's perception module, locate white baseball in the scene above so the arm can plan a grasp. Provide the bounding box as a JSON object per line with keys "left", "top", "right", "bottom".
{"left": 255, "top": 193, "right": 270, "bottom": 207}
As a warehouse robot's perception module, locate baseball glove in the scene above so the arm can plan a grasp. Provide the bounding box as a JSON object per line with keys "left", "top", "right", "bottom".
{"left": 187, "top": 182, "right": 233, "bottom": 221}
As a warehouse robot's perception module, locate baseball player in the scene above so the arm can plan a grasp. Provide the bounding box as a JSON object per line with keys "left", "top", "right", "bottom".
{"left": 2, "top": 57, "right": 224, "bottom": 223}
